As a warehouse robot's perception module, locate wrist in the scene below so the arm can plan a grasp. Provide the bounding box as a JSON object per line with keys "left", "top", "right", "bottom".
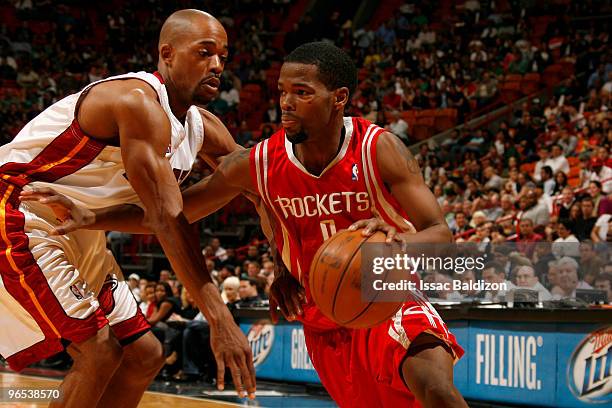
{"left": 199, "top": 283, "right": 231, "bottom": 327}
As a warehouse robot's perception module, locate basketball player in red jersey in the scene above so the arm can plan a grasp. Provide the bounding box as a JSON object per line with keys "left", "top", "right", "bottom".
{"left": 23, "top": 41, "right": 466, "bottom": 407}
{"left": 3, "top": 9, "right": 255, "bottom": 407}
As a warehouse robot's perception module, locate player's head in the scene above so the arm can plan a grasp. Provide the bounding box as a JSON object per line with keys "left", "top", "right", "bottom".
{"left": 158, "top": 9, "right": 228, "bottom": 108}
{"left": 280, "top": 41, "right": 357, "bottom": 144}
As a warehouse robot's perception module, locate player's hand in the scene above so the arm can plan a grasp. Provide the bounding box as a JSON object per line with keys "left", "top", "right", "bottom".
{"left": 209, "top": 316, "right": 256, "bottom": 399}
{"left": 348, "top": 217, "right": 407, "bottom": 246}
{"left": 19, "top": 187, "right": 95, "bottom": 235}
{"left": 269, "top": 269, "right": 306, "bottom": 323}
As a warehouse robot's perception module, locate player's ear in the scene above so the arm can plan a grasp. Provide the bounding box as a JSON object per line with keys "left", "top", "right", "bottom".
{"left": 334, "top": 87, "right": 349, "bottom": 110}
{"left": 159, "top": 44, "right": 174, "bottom": 67}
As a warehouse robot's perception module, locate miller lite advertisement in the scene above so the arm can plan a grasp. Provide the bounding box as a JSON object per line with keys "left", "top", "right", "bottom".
{"left": 567, "top": 327, "right": 612, "bottom": 404}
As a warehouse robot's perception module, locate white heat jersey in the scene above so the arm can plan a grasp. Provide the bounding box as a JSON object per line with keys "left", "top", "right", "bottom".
{"left": 0, "top": 71, "right": 204, "bottom": 209}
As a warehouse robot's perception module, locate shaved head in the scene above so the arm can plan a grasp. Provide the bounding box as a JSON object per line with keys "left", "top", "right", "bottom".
{"left": 156, "top": 9, "right": 228, "bottom": 114}
{"left": 159, "top": 9, "right": 223, "bottom": 48}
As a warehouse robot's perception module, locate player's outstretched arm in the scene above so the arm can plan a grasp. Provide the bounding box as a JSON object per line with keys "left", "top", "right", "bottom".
{"left": 19, "top": 147, "right": 255, "bottom": 233}
{"left": 375, "top": 131, "right": 452, "bottom": 243}
{"left": 114, "top": 90, "right": 255, "bottom": 398}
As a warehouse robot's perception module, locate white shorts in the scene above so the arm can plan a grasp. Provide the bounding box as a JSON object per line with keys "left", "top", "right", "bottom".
{"left": 0, "top": 194, "right": 149, "bottom": 372}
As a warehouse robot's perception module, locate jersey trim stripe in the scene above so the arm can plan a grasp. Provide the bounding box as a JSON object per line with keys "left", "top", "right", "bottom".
{"left": 256, "top": 140, "right": 295, "bottom": 277}
{"left": 0, "top": 185, "right": 61, "bottom": 340}
{"left": 363, "top": 127, "right": 415, "bottom": 233}
{"left": 0, "top": 119, "right": 106, "bottom": 192}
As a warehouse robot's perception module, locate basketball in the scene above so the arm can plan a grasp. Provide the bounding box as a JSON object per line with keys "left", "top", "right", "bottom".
{"left": 309, "top": 229, "right": 404, "bottom": 329}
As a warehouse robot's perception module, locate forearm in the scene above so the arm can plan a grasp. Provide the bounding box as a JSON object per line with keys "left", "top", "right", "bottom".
{"left": 152, "top": 212, "right": 230, "bottom": 327}
{"left": 89, "top": 204, "right": 151, "bottom": 233}
{"left": 400, "top": 223, "right": 453, "bottom": 244}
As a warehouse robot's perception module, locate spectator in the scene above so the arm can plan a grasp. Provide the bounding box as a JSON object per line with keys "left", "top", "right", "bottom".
{"left": 127, "top": 273, "right": 141, "bottom": 302}
{"left": 520, "top": 189, "right": 550, "bottom": 226}
{"left": 533, "top": 147, "right": 552, "bottom": 182}
{"left": 482, "top": 261, "right": 516, "bottom": 302}
{"left": 552, "top": 219, "right": 580, "bottom": 258}
{"left": 515, "top": 218, "right": 543, "bottom": 258}
{"left": 578, "top": 241, "right": 604, "bottom": 286}
{"left": 139, "top": 283, "right": 157, "bottom": 319}
{"left": 210, "top": 237, "right": 228, "bottom": 262}
{"left": 551, "top": 257, "right": 592, "bottom": 299}
{"left": 540, "top": 166, "right": 555, "bottom": 196}
{"left": 262, "top": 98, "right": 281, "bottom": 124}
{"left": 237, "top": 275, "right": 261, "bottom": 307}
{"left": 591, "top": 212, "right": 611, "bottom": 243}
{"left": 386, "top": 110, "right": 409, "bottom": 143}
{"left": 548, "top": 144, "right": 570, "bottom": 176}
{"left": 594, "top": 273, "right": 612, "bottom": 303}
{"left": 483, "top": 166, "right": 504, "bottom": 190}
{"left": 575, "top": 197, "right": 598, "bottom": 241}
{"left": 220, "top": 276, "right": 240, "bottom": 304}
{"left": 159, "top": 269, "right": 172, "bottom": 283}
{"left": 514, "top": 265, "right": 552, "bottom": 301}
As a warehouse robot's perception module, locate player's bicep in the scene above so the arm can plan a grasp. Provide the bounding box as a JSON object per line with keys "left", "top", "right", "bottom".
{"left": 377, "top": 132, "right": 446, "bottom": 231}
{"left": 115, "top": 91, "right": 182, "bottom": 222}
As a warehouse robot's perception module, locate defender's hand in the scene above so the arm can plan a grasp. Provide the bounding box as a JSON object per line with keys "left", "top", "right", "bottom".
{"left": 19, "top": 187, "right": 95, "bottom": 235}
{"left": 269, "top": 271, "right": 306, "bottom": 323}
{"left": 348, "top": 217, "right": 408, "bottom": 247}
{"left": 210, "top": 316, "right": 256, "bottom": 399}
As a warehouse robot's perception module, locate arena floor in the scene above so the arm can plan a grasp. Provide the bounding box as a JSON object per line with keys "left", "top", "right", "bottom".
{"left": 0, "top": 369, "right": 335, "bottom": 407}
{"left": 0, "top": 368, "right": 527, "bottom": 407}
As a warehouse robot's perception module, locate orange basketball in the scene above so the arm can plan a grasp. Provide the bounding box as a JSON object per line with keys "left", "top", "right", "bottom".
{"left": 309, "top": 229, "right": 404, "bottom": 329}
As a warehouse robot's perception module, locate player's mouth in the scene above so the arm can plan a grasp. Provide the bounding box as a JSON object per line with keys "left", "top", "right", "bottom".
{"left": 200, "top": 76, "right": 220, "bottom": 92}
{"left": 281, "top": 115, "right": 300, "bottom": 127}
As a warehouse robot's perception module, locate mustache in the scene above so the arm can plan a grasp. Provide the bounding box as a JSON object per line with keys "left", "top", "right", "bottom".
{"left": 281, "top": 113, "right": 299, "bottom": 120}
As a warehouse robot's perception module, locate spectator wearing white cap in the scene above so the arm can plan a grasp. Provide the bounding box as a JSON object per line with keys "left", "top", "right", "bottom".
{"left": 127, "top": 273, "right": 141, "bottom": 302}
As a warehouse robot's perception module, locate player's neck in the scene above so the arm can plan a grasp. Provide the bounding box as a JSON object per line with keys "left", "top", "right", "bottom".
{"left": 293, "top": 118, "right": 345, "bottom": 176}
{"left": 157, "top": 69, "right": 189, "bottom": 119}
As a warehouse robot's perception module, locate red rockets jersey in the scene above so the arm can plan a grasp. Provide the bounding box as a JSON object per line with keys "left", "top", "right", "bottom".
{"left": 250, "top": 117, "right": 416, "bottom": 330}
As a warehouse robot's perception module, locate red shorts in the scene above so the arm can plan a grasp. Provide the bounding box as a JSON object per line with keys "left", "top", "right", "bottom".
{"left": 304, "top": 295, "right": 463, "bottom": 408}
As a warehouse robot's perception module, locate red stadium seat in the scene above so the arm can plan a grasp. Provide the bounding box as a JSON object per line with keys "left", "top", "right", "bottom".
{"left": 434, "top": 109, "right": 457, "bottom": 133}
{"left": 521, "top": 73, "right": 541, "bottom": 95}
{"left": 499, "top": 81, "right": 522, "bottom": 104}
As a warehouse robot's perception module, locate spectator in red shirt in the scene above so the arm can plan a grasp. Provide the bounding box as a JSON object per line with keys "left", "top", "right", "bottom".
{"left": 515, "top": 218, "right": 543, "bottom": 258}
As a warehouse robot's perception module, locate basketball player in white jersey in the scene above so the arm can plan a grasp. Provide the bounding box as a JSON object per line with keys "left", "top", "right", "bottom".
{"left": 0, "top": 9, "right": 255, "bottom": 407}
{"left": 23, "top": 42, "right": 467, "bottom": 407}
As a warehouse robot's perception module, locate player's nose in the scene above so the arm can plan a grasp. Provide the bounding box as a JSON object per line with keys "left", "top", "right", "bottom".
{"left": 209, "top": 55, "right": 223, "bottom": 75}
{"left": 280, "top": 93, "right": 295, "bottom": 111}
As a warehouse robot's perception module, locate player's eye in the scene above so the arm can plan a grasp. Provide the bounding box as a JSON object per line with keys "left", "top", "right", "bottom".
{"left": 199, "top": 50, "right": 210, "bottom": 57}
{"left": 297, "top": 90, "right": 308, "bottom": 96}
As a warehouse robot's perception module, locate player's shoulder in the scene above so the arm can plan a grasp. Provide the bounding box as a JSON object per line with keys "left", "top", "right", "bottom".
{"left": 95, "top": 72, "right": 160, "bottom": 104}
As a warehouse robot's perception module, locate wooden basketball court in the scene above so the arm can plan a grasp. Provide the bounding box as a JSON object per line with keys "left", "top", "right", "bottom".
{"left": 0, "top": 372, "right": 239, "bottom": 407}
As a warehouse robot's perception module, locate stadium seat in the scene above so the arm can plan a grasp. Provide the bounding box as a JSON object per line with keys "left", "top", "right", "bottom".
{"left": 521, "top": 73, "right": 541, "bottom": 95}
{"left": 568, "top": 177, "right": 581, "bottom": 187}
{"left": 434, "top": 109, "right": 457, "bottom": 133}
{"left": 520, "top": 162, "right": 536, "bottom": 174}
{"left": 499, "top": 81, "right": 522, "bottom": 104}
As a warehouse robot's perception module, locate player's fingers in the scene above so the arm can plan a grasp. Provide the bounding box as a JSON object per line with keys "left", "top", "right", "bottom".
{"left": 348, "top": 219, "right": 369, "bottom": 231}
{"left": 269, "top": 296, "right": 280, "bottom": 324}
{"left": 39, "top": 195, "right": 72, "bottom": 207}
{"left": 272, "top": 289, "right": 292, "bottom": 321}
{"left": 228, "top": 358, "right": 245, "bottom": 398}
{"left": 290, "top": 291, "right": 303, "bottom": 316}
{"left": 237, "top": 352, "right": 256, "bottom": 399}
{"left": 362, "top": 219, "right": 380, "bottom": 236}
{"left": 281, "top": 290, "right": 298, "bottom": 321}
{"left": 216, "top": 357, "right": 225, "bottom": 391}
{"left": 384, "top": 226, "right": 397, "bottom": 243}
{"left": 51, "top": 220, "right": 78, "bottom": 236}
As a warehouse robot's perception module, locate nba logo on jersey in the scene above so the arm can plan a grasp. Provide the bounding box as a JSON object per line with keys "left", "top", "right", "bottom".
{"left": 352, "top": 163, "right": 359, "bottom": 181}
